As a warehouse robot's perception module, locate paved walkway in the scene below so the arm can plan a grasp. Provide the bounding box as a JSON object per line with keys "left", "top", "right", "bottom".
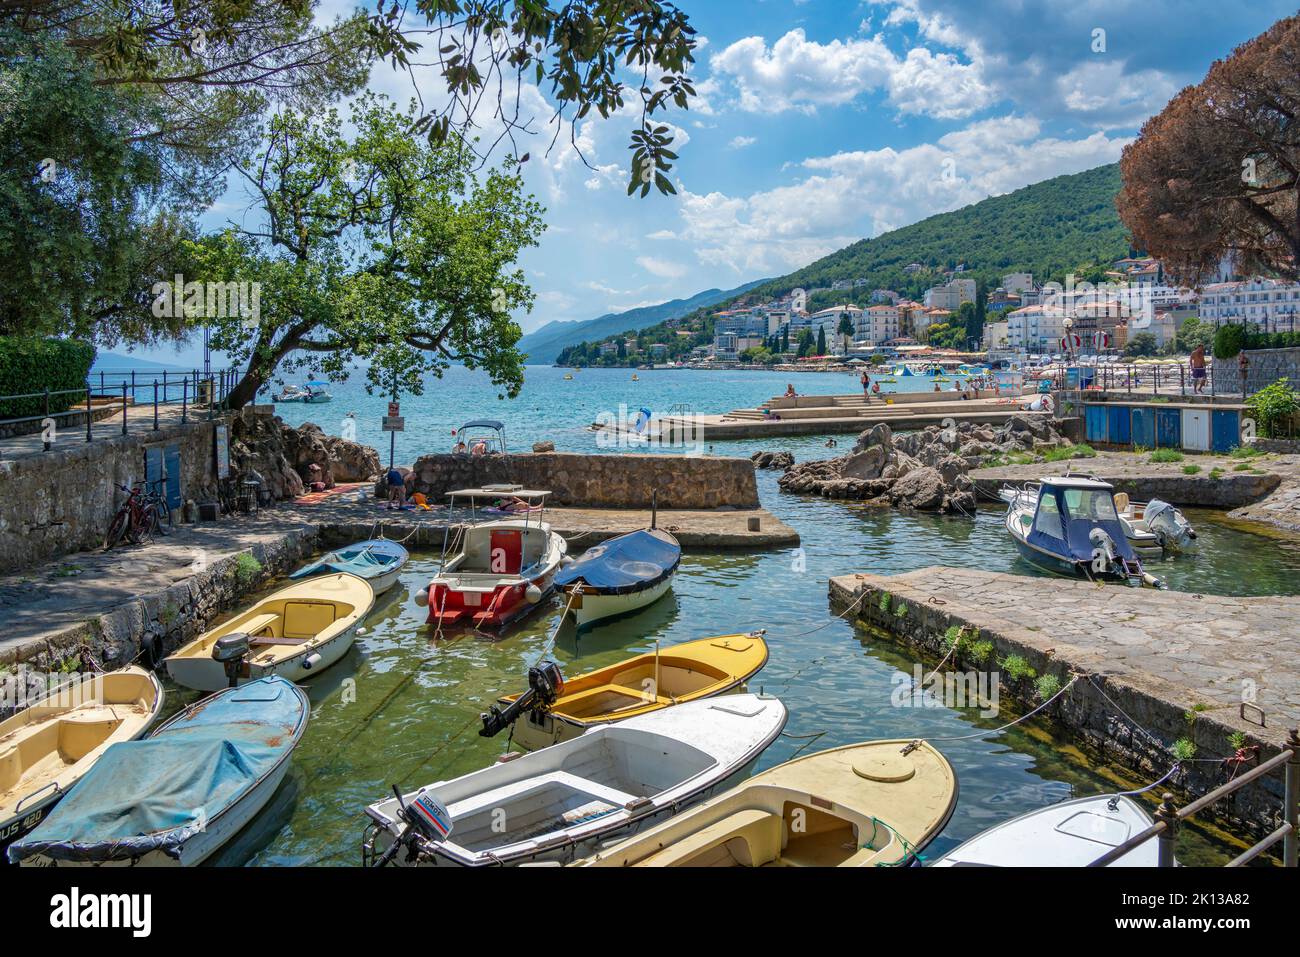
{"left": 830, "top": 567, "right": 1300, "bottom": 747}
{"left": 0, "top": 403, "right": 206, "bottom": 464}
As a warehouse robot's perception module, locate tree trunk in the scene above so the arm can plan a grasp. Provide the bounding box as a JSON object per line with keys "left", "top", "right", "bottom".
{"left": 226, "top": 369, "right": 265, "bottom": 410}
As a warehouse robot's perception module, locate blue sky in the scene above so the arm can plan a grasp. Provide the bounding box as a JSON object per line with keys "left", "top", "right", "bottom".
{"left": 131, "top": 0, "right": 1296, "bottom": 367}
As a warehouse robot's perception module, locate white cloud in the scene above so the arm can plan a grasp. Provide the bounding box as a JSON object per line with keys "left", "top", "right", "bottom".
{"left": 728, "top": 135, "right": 757, "bottom": 149}
{"left": 672, "top": 116, "right": 1131, "bottom": 274}
{"left": 636, "top": 256, "right": 689, "bottom": 279}
{"left": 708, "top": 27, "right": 994, "bottom": 118}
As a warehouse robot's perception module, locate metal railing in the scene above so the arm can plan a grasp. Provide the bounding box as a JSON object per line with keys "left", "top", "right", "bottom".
{"left": 1088, "top": 728, "right": 1299, "bottom": 867}
{"left": 0, "top": 367, "right": 239, "bottom": 450}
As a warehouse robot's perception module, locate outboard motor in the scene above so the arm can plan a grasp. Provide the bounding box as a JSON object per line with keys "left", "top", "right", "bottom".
{"left": 479, "top": 661, "right": 564, "bottom": 737}
{"left": 212, "top": 633, "right": 251, "bottom": 688}
{"left": 1145, "top": 499, "right": 1197, "bottom": 553}
{"left": 1087, "top": 527, "right": 1119, "bottom": 575}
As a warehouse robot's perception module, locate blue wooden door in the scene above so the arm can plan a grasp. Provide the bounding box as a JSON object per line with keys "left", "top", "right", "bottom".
{"left": 1156, "top": 408, "right": 1181, "bottom": 448}
{"left": 164, "top": 444, "right": 182, "bottom": 509}
{"left": 1085, "top": 405, "right": 1108, "bottom": 443}
{"left": 144, "top": 447, "right": 163, "bottom": 495}
{"left": 1212, "top": 410, "right": 1240, "bottom": 453}
{"left": 1107, "top": 405, "right": 1131, "bottom": 446}
{"left": 1131, "top": 407, "right": 1155, "bottom": 448}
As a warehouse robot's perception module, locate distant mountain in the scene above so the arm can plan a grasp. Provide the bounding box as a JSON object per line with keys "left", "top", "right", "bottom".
{"left": 519, "top": 278, "right": 770, "bottom": 362}
{"left": 92, "top": 351, "right": 198, "bottom": 373}
{"left": 555, "top": 163, "right": 1134, "bottom": 366}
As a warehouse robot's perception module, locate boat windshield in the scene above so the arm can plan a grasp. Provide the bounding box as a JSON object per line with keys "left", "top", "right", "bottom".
{"left": 1062, "top": 488, "right": 1119, "bottom": 523}
{"left": 1032, "top": 493, "right": 1063, "bottom": 539}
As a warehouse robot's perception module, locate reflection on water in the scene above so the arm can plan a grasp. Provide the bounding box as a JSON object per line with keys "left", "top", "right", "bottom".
{"left": 186, "top": 463, "right": 1299, "bottom": 868}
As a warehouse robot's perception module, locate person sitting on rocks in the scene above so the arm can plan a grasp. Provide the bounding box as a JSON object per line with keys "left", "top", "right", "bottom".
{"left": 306, "top": 462, "right": 328, "bottom": 493}
{"left": 452, "top": 439, "right": 468, "bottom": 454}
{"left": 784, "top": 383, "right": 797, "bottom": 397}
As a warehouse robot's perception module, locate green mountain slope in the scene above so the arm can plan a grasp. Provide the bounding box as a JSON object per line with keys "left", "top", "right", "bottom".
{"left": 519, "top": 278, "right": 769, "bottom": 362}
{"left": 557, "top": 164, "right": 1133, "bottom": 365}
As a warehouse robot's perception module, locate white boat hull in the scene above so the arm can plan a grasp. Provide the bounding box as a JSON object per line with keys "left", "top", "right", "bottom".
{"left": 165, "top": 619, "right": 360, "bottom": 693}
{"left": 568, "top": 575, "right": 674, "bottom": 629}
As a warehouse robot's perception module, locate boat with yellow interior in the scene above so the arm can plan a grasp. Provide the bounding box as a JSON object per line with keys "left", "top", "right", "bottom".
{"left": 164, "top": 573, "right": 374, "bottom": 691}
{"left": 574, "top": 738, "right": 957, "bottom": 867}
{"left": 0, "top": 666, "right": 163, "bottom": 857}
{"left": 482, "top": 632, "right": 769, "bottom": 751}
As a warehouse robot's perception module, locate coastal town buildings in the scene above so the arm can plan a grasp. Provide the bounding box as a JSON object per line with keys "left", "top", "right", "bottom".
{"left": 923, "top": 277, "right": 977, "bottom": 311}
{"left": 1197, "top": 278, "right": 1300, "bottom": 332}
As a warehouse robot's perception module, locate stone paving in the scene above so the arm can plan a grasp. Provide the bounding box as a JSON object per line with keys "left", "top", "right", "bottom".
{"left": 0, "top": 402, "right": 200, "bottom": 464}
{"left": 830, "top": 566, "right": 1300, "bottom": 748}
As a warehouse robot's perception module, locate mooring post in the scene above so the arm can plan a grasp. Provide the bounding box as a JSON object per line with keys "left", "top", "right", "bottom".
{"left": 1285, "top": 728, "right": 1299, "bottom": 868}
{"left": 1155, "top": 793, "right": 1178, "bottom": 867}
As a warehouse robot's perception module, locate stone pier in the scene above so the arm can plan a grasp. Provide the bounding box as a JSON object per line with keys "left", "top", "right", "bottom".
{"left": 829, "top": 567, "right": 1299, "bottom": 840}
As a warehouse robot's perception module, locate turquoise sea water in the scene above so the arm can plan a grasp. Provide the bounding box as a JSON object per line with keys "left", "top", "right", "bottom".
{"left": 181, "top": 364, "right": 1300, "bottom": 866}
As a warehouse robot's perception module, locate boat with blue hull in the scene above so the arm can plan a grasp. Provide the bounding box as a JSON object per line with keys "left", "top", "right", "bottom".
{"left": 556, "top": 526, "right": 681, "bottom": 629}
{"left": 290, "top": 538, "right": 409, "bottom": 596}
{"left": 1000, "top": 476, "right": 1162, "bottom": 587}
{"left": 8, "top": 676, "right": 309, "bottom": 867}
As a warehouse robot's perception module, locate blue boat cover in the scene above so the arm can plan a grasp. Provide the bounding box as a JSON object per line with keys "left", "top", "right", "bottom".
{"left": 290, "top": 538, "right": 408, "bottom": 581}
{"left": 554, "top": 529, "right": 680, "bottom": 594}
{"left": 7, "top": 677, "right": 307, "bottom": 864}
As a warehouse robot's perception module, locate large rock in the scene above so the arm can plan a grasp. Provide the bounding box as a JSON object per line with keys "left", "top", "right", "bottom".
{"left": 841, "top": 446, "right": 889, "bottom": 480}
{"left": 230, "top": 411, "right": 381, "bottom": 500}
{"left": 853, "top": 422, "right": 893, "bottom": 452}
{"left": 751, "top": 450, "right": 794, "bottom": 470}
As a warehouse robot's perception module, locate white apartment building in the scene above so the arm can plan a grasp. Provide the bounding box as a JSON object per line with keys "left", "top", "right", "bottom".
{"left": 856, "top": 304, "right": 901, "bottom": 345}
{"left": 805, "top": 305, "right": 862, "bottom": 352}
{"left": 1197, "top": 279, "right": 1300, "bottom": 333}
{"left": 983, "top": 320, "right": 1010, "bottom": 351}
{"left": 871, "top": 289, "right": 900, "bottom": 304}
{"left": 923, "top": 277, "right": 976, "bottom": 311}
{"left": 1005, "top": 305, "right": 1068, "bottom": 353}
{"left": 1002, "top": 272, "right": 1034, "bottom": 295}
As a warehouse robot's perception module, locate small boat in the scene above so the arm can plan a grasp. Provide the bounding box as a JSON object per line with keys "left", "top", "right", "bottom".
{"left": 999, "top": 477, "right": 1162, "bottom": 587}
{"left": 929, "top": 794, "right": 1159, "bottom": 867}
{"left": 8, "top": 676, "right": 308, "bottom": 867}
{"left": 290, "top": 538, "right": 409, "bottom": 595}
{"left": 164, "top": 572, "right": 375, "bottom": 691}
{"left": 555, "top": 525, "right": 681, "bottom": 630}
{"left": 481, "top": 632, "right": 770, "bottom": 751}
{"left": 273, "top": 385, "right": 306, "bottom": 402}
{"left": 302, "top": 382, "right": 333, "bottom": 403}
{"left": 362, "top": 693, "right": 788, "bottom": 867}
{"left": 0, "top": 667, "right": 163, "bottom": 859}
{"left": 414, "top": 488, "right": 566, "bottom": 631}
{"left": 631, "top": 373, "right": 639, "bottom": 381}
{"left": 576, "top": 738, "right": 957, "bottom": 867}
{"left": 563, "top": 373, "right": 574, "bottom": 380}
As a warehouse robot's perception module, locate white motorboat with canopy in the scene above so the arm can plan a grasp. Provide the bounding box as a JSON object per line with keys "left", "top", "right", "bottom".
{"left": 415, "top": 486, "right": 567, "bottom": 631}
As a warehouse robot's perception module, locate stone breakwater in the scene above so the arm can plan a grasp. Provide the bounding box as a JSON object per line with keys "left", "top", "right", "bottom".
{"left": 776, "top": 415, "right": 1070, "bottom": 513}
{"left": 830, "top": 568, "right": 1299, "bottom": 840}
{"left": 403, "top": 451, "right": 760, "bottom": 509}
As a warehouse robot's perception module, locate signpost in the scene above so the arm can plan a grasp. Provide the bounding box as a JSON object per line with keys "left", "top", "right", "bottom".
{"left": 383, "top": 402, "right": 403, "bottom": 470}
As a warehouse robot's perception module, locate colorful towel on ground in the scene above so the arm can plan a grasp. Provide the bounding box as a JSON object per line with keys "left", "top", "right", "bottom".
{"left": 294, "top": 481, "right": 370, "bottom": 505}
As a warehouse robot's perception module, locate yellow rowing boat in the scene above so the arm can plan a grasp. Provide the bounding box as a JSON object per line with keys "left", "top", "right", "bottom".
{"left": 575, "top": 739, "right": 957, "bottom": 867}
{"left": 498, "top": 632, "right": 769, "bottom": 751}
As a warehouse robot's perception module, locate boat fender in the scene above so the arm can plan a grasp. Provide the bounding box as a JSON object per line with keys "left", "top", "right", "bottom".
{"left": 525, "top": 583, "right": 543, "bottom": 603}
{"left": 414, "top": 586, "right": 430, "bottom": 608}
{"left": 302, "top": 653, "right": 323, "bottom": 671}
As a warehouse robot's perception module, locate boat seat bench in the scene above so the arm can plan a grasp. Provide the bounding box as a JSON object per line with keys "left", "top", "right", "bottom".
{"left": 552, "top": 683, "right": 674, "bottom": 717}
{"left": 446, "top": 771, "right": 639, "bottom": 821}
{"left": 639, "top": 808, "right": 784, "bottom": 867}
{"left": 234, "top": 614, "right": 280, "bottom": 641}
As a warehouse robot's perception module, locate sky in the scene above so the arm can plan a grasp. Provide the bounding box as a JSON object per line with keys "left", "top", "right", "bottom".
{"left": 130, "top": 0, "right": 1297, "bottom": 368}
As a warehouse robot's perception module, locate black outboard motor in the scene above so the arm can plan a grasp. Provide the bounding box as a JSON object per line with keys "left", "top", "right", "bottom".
{"left": 479, "top": 661, "right": 564, "bottom": 737}
{"left": 212, "top": 633, "right": 251, "bottom": 688}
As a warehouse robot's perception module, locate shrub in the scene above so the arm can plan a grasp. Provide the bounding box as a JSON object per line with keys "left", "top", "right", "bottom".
{"left": 1227, "top": 446, "right": 1263, "bottom": 459}
{"left": 1171, "top": 738, "right": 1197, "bottom": 761}
{"left": 999, "top": 654, "right": 1036, "bottom": 681}
{"left": 1148, "top": 449, "right": 1184, "bottom": 463}
{"left": 233, "top": 553, "right": 262, "bottom": 589}
{"left": 1181, "top": 465, "right": 1201, "bottom": 474}
{"left": 1035, "top": 673, "right": 1061, "bottom": 701}
{"left": 0, "top": 337, "right": 96, "bottom": 419}
{"left": 1212, "top": 323, "right": 1246, "bottom": 360}
{"left": 1246, "top": 378, "right": 1299, "bottom": 439}
{"left": 1041, "top": 443, "right": 1096, "bottom": 462}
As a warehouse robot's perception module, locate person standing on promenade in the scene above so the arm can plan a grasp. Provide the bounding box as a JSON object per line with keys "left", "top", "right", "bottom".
{"left": 860, "top": 370, "right": 871, "bottom": 402}
{"left": 1190, "top": 344, "right": 1207, "bottom": 394}
{"left": 1238, "top": 350, "right": 1250, "bottom": 396}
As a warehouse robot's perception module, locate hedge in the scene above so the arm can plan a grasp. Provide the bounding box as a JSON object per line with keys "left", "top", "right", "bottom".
{"left": 0, "top": 337, "right": 97, "bottom": 420}
{"left": 1213, "top": 327, "right": 1300, "bottom": 360}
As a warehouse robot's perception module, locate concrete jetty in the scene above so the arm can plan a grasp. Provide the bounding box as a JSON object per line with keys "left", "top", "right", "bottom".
{"left": 595, "top": 391, "right": 1044, "bottom": 441}
{"left": 829, "top": 567, "right": 1299, "bottom": 837}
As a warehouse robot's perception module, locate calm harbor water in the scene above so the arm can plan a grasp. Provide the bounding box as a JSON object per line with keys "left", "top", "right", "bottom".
{"left": 180, "top": 365, "right": 1300, "bottom": 866}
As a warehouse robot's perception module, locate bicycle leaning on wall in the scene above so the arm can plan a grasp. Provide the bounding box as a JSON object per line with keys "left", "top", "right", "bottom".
{"left": 104, "top": 480, "right": 170, "bottom": 549}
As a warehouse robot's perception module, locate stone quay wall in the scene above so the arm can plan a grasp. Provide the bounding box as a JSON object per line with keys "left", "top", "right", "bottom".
{"left": 1212, "top": 346, "right": 1300, "bottom": 396}
{"left": 405, "top": 452, "right": 760, "bottom": 509}
{"left": 0, "top": 418, "right": 223, "bottom": 574}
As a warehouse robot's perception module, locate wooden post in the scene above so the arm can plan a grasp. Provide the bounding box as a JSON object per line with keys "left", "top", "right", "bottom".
{"left": 1286, "top": 728, "right": 1299, "bottom": 867}
{"left": 1155, "top": 793, "right": 1178, "bottom": 867}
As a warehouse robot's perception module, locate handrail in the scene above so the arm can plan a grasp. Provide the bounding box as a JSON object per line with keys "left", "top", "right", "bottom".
{"left": 1088, "top": 728, "right": 1299, "bottom": 867}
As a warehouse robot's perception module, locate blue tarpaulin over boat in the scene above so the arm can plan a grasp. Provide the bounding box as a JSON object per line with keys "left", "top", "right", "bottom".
{"left": 7, "top": 677, "right": 307, "bottom": 865}
{"left": 289, "top": 538, "right": 408, "bottom": 582}
{"left": 555, "top": 528, "right": 681, "bottom": 595}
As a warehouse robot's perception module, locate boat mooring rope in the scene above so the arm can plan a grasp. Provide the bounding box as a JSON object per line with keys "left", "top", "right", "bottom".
{"left": 902, "top": 672, "right": 1082, "bottom": 748}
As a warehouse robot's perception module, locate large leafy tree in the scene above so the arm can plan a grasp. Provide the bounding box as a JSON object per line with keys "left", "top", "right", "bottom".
{"left": 187, "top": 95, "right": 545, "bottom": 409}
{"left": 1117, "top": 15, "right": 1299, "bottom": 284}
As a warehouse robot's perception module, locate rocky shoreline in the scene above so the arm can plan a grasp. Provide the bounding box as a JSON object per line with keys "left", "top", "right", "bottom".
{"left": 767, "top": 415, "right": 1072, "bottom": 514}
{"left": 230, "top": 409, "right": 381, "bottom": 500}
